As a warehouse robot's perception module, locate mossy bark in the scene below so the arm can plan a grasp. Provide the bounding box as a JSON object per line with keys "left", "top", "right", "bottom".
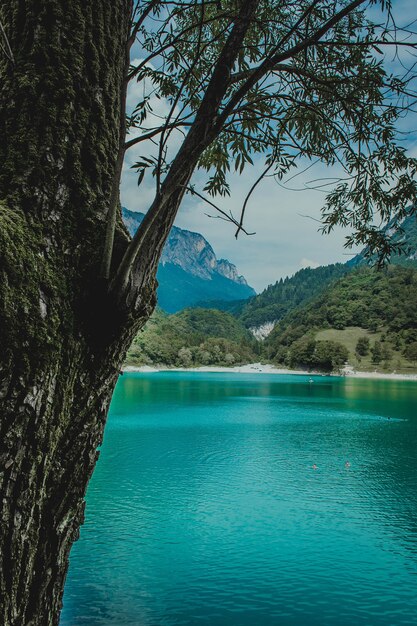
{"left": 0, "top": 0, "right": 261, "bottom": 620}
{"left": 0, "top": 2, "right": 156, "bottom": 624}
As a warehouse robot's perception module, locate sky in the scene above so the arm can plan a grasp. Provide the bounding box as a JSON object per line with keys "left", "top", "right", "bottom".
{"left": 121, "top": 157, "right": 362, "bottom": 292}
{"left": 121, "top": 0, "right": 417, "bottom": 293}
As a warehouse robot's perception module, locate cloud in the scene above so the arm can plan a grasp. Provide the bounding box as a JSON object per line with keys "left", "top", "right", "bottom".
{"left": 122, "top": 150, "right": 360, "bottom": 292}
{"left": 169, "top": 160, "right": 360, "bottom": 291}
{"left": 299, "top": 258, "right": 320, "bottom": 270}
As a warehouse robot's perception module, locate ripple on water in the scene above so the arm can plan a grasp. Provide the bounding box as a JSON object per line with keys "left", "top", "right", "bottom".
{"left": 62, "top": 373, "right": 417, "bottom": 626}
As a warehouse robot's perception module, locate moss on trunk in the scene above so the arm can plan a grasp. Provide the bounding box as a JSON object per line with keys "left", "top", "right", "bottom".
{"left": 0, "top": 2, "right": 157, "bottom": 624}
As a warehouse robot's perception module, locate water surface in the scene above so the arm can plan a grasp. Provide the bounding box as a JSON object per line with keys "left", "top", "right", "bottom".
{"left": 62, "top": 372, "right": 417, "bottom": 625}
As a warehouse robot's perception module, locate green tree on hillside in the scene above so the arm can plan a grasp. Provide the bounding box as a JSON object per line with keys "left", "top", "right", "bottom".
{"left": 177, "top": 347, "right": 193, "bottom": 366}
{"left": 1, "top": 1, "right": 416, "bottom": 622}
{"left": 404, "top": 342, "right": 417, "bottom": 363}
{"left": 288, "top": 337, "right": 317, "bottom": 368}
{"left": 287, "top": 337, "right": 348, "bottom": 371}
{"left": 313, "top": 341, "right": 348, "bottom": 372}
{"left": 356, "top": 336, "right": 370, "bottom": 357}
{"left": 196, "top": 346, "right": 212, "bottom": 365}
{"left": 381, "top": 343, "right": 393, "bottom": 361}
{"left": 371, "top": 341, "right": 383, "bottom": 364}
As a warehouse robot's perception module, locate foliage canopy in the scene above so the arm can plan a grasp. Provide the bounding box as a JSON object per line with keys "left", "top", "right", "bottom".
{"left": 118, "top": 0, "right": 417, "bottom": 285}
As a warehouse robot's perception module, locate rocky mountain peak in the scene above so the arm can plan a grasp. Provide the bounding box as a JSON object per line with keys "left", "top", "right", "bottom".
{"left": 122, "top": 207, "right": 255, "bottom": 312}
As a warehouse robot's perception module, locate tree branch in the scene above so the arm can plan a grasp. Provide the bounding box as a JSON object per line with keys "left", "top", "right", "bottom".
{"left": 100, "top": 3, "right": 135, "bottom": 280}
{"left": 235, "top": 160, "right": 275, "bottom": 238}
{"left": 186, "top": 186, "right": 256, "bottom": 235}
{"left": 231, "top": 62, "right": 352, "bottom": 86}
{"left": 124, "top": 121, "right": 192, "bottom": 151}
{"left": 216, "top": 0, "right": 369, "bottom": 128}
{"left": 127, "top": 11, "right": 234, "bottom": 83}
{"left": 109, "top": 0, "right": 261, "bottom": 304}
{"left": 128, "top": 0, "right": 159, "bottom": 48}
{"left": 317, "top": 39, "right": 417, "bottom": 48}
{"left": 0, "top": 18, "right": 14, "bottom": 64}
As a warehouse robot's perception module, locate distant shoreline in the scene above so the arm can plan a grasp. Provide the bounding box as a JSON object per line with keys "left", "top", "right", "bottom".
{"left": 123, "top": 362, "right": 417, "bottom": 381}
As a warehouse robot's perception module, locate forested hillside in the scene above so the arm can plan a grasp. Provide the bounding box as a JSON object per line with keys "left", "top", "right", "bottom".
{"left": 265, "top": 266, "right": 417, "bottom": 373}
{"left": 126, "top": 308, "right": 257, "bottom": 367}
{"left": 126, "top": 266, "right": 417, "bottom": 373}
{"left": 236, "top": 213, "right": 417, "bottom": 333}
{"left": 238, "top": 263, "right": 350, "bottom": 329}
{"left": 126, "top": 215, "right": 417, "bottom": 373}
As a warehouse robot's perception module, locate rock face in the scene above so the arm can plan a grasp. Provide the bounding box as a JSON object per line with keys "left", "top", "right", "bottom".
{"left": 249, "top": 321, "right": 277, "bottom": 341}
{"left": 161, "top": 225, "right": 249, "bottom": 284}
{"left": 122, "top": 208, "right": 256, "bottom": 312}
{"left": 216, "top": 258, "right": 248, "bottom": 285}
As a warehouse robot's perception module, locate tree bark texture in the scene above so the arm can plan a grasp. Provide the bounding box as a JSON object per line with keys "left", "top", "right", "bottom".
{"left": 0, "top": 2, "right": 156, "bottom": 624}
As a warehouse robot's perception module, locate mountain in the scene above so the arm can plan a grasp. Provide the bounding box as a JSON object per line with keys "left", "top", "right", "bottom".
{"left": 122, "top": 207, "right": 256, "bottom": 313}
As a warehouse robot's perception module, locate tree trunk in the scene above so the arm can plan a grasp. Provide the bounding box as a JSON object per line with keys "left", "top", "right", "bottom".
{"left": 0, "top": 2, "right": 156, "bottom": 624}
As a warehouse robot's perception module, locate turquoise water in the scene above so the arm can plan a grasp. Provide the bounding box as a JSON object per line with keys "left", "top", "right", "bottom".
{"left": 61, "top": 372, "right": 417, "bottom": 626}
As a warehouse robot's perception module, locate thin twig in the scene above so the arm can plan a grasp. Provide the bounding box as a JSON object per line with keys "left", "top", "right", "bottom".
{"left": 186, "top": 186, "right": 256, "bottom": 236}
{"left": 235, "top": 161, "right": 275, "bottom": 238}
{"left": 0, "top": 19, "right": 14, "bottom": 63}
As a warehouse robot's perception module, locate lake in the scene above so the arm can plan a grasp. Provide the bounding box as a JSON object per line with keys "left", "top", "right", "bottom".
{"left": 61, "top": 372, "right": 417, "bottom": 626}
